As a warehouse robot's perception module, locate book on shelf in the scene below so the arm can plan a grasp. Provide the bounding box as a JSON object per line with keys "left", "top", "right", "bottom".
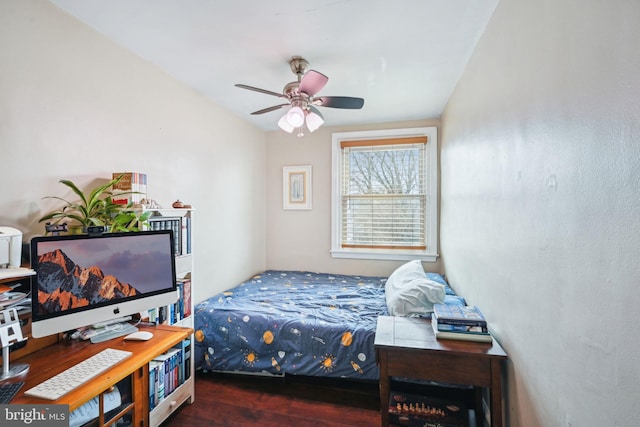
{"left": 158, "top": 305, "right": 168, "bottom": 325}
{"left": 182, "top": 338, "right": 192, "bottom": 381}
{"left": 179, "top": 277, "right": 192, "bottom": 318}
{"left": 147, "top": 216, "right": 190, "bottom": 256}
{"left": 149, "top": 341, "right": 188, "bottom": 404}
{"left": 149, "top": 360, "right": 161, "bottom": 409}
{"left": 180, "top": 216, "right": 192, "bottom": 255}
{"left": 185, "top": 215, "right": 192, "bottom": 254}
{"left": 112, "top": 172, "right": 147, "bottom": 204}
{"left": 431, "top": 315, "right": 493, "bottom": 343}
{"left": 145, "top": 277, "right": 190, "bottom": 326}
{"left": 152, "top": 353, "right": 172, "bottom": 401}
{"left": 147, "top": 216, "right": 181, "bottom": 255}
{"left": 151, "top": 359, "right": 164, "bottom": 404}
{"left": 432, "top": 304, "right": 487, "bottom": 327}
{"left": 179, "top": 214, "right": 192, "bottom": 255}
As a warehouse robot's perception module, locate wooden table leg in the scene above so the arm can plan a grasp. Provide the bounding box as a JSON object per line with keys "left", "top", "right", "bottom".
{"left": 490, "top": 358, "right": 503, "bottom": 427}
{"left": 474, "top": 387, "right": 483, "bottom": 427}
{"left": 378, "top": 350, "right": 389, "bottom": 427}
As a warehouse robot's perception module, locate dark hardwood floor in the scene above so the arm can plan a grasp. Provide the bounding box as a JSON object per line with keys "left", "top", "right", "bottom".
{"left": 161, "top": 371, "right": 381, "bottom": 427}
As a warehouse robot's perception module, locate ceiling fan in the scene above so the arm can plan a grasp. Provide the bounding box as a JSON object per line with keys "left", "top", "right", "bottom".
{"left": 235, "top": 56, "right": 364, "bottom": 136}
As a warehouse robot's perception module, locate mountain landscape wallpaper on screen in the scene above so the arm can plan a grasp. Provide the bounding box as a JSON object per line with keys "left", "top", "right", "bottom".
{"left": 36, "top": 249, "right": 140, "bottom": 315}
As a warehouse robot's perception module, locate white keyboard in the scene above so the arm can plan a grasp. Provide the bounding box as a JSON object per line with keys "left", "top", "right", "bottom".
{"left": 24, "top": 348, "right": 132, "bottom": 400}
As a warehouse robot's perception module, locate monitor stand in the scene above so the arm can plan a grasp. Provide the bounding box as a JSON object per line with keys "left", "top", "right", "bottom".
{"left": 0, "top": 308, "right": 29, "bottom": 380}
{"left": 1, "top": 345, "right": 29, "bottom": 380}
{"left": 89, "top": 323, "right": 138, "bottom": 344}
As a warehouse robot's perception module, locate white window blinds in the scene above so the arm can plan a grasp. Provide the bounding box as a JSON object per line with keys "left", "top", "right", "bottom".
{"left": 340, "top": 136, "right": 428, "bottom": 250}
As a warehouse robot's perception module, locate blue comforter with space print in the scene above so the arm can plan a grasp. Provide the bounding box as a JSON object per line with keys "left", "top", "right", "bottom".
{"left": 193, "top": 270, "right": 464, "bottom": 380}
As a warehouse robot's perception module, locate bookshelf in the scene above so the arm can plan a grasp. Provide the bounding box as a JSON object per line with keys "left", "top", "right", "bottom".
{"left": 142, "top": 208, "right": 195, "bottom": 426}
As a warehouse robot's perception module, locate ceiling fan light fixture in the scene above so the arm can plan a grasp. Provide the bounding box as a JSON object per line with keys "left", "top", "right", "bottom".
{"left": 305, "top": 110, "right": 324, "bottom": 133}
{"left": 235, "top": 56, "right": 364, "bottom": 135}
{"left": 277, "top": 114, "right": 294, "bottom": 133}
{"left": 286, "top": 106, "right": 305, "bottom": 128}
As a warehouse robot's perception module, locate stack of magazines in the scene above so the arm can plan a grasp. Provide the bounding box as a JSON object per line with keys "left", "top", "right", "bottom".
{"left": 0, "top": 271, "right": 34, "bottom": 325}
{"left": 431, "top": 304, "right": 492, "bottom": 343}
{"left": 0, "top": 283, "right": 30, "bottom": 312}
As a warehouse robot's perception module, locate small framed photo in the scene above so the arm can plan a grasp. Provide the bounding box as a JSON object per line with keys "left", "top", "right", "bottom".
{"left": 283, "top": 165, "right": 312, "bottom": 210}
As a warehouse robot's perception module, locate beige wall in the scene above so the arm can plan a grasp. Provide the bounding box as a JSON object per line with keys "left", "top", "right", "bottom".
{"left": 5, "top": 1, "right": 638, "bottom": 424}
{"left": 0, "top": 1, "right": 266, "bottom": 304}
{"left": 440, "top": 0, "right": 640, "bottom": 426}
{"left": 265, "top": 118, "right": 442, "bottom": 277}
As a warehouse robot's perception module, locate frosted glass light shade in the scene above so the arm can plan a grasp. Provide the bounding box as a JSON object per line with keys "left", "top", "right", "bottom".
{"left": 286, "top": 106, "right": 305, "bottom": 127}
{"left": 305, "top": 111, "right": 324, "bottom": 132}
{"left": 278, "top": 114, "right": 294, "bottom": 133}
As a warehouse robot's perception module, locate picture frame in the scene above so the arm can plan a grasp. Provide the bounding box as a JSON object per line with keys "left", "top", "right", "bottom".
{"left": 283, "top": 165, "right": 312, "bottom": 210}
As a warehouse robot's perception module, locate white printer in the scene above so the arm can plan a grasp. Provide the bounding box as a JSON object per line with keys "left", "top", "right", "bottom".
{"left": 0, "top": 226, "right": 22, "bottom": 268}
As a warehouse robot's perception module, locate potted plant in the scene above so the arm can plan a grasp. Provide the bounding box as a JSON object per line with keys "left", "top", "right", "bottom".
{"left": 39, "top": 174, "right": 151, "bottom": 233}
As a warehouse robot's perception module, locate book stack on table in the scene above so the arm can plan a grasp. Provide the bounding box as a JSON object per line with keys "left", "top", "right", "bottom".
{"left": 431, "top": 304, "right": 492, "bottom": 343}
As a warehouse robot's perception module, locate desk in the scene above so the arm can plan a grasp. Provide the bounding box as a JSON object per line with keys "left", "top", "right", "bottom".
{"left": 11, "top": 324, "right": 192, "bottom": 427}
{"left": 375, "top": 316, "right": 507, "bottom": 427}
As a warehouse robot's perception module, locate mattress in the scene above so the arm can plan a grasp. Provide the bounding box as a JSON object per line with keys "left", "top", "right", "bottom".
{"left": 193, "top": 270, "right": 464, "bottom": 380}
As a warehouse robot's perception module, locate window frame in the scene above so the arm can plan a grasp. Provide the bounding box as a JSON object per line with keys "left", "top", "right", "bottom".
{"left": 331, "top": 127, "right": 438, "bottom": 262}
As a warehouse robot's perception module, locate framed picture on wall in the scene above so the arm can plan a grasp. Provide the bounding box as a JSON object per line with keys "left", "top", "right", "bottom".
{"left": 283, "top": 165, "right": 312, "bottom": 210}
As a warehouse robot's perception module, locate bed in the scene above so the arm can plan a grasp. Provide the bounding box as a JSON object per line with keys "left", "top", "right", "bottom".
{"left": 193, "top": 268, "right": 465, "bottom": 381}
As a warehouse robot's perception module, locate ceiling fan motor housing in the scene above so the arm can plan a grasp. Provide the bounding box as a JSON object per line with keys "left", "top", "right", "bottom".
{"left": 283, "top": 80, "right": 309, "bottom": 111}
{"left": 283, "top": 81, "right": 301, "bottom": 97}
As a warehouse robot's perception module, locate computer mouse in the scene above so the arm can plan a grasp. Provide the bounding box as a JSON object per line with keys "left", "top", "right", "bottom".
{"left": 124, "top": 331, "right": 154, "bottom": 341}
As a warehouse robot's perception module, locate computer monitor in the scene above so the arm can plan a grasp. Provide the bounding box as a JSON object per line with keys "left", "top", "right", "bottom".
{"left": 30, "top": 230, "right": 177, "bottom": 338}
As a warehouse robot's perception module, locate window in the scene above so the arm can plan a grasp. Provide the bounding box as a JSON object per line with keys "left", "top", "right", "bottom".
{"left": 331, "top": 127, "right": 438, "bottom": 261}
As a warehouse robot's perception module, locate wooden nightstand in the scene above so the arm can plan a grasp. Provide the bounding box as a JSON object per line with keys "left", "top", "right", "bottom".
{"left": 375, "top": 316, "right": 507, "bottom": 427}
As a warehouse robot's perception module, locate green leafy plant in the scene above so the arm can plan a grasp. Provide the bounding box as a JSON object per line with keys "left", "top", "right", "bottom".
{"left": 39, "top": 174, "right": 151, "bottom": 233}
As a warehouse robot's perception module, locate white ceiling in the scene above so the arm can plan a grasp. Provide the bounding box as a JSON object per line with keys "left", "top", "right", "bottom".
{"left": 50, "top": 0, "right": 498, "bottom": 131}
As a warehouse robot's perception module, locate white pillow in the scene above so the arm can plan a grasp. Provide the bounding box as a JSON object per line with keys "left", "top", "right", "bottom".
{"left": 385, "top": 260, "right": 445, "bottom": 316}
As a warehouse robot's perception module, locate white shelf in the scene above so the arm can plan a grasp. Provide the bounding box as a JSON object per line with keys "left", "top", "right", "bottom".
{"left": 0, "top": 267, "right": 35, "bottom": 280}
{"left": 175, "top": 254, "right": 192, "bottom": 277}
{"left": 146, "top": 208, "right": 194, "bottom": 426}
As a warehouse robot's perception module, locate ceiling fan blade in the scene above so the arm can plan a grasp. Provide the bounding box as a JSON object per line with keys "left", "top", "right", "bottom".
{"left": 308, "top": 105, "right": 324, "bottom": 118}
{"left": 315, "top": 96, "right": 364, "bottom": 109}
{"left": 298, "top": 70, "right": 328, "bottom": 96}
{"left": 251, "top": 104, "right": 290, "bottom": 115}
{"left": 235, "top": 84, "right": 284, "bottom": 98}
